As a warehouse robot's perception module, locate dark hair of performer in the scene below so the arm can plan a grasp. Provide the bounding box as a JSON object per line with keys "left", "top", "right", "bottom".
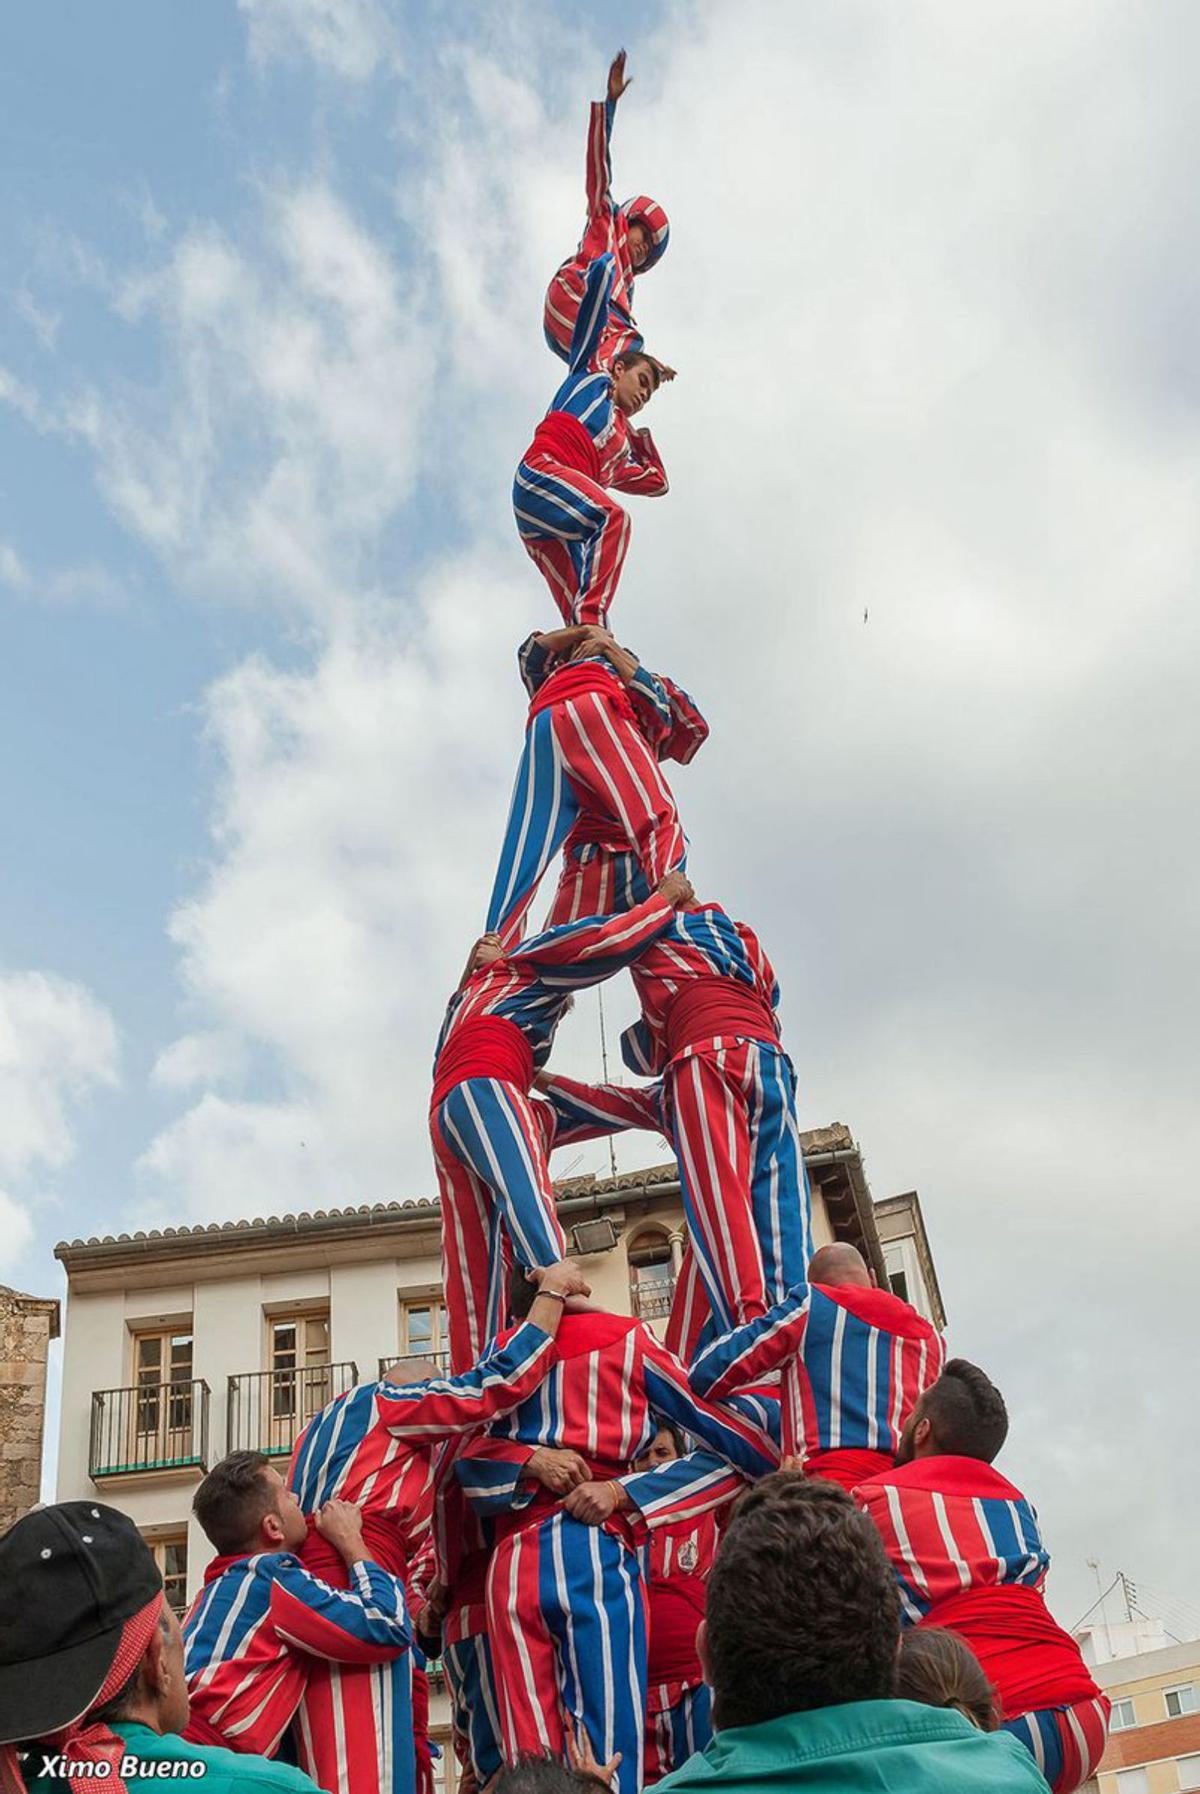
{"left": 895, "top": 1359, "right": 1009, "bottom": 1466}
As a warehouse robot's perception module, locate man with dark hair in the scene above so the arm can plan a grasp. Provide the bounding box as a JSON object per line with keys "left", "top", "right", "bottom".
{"left": 0, "top": 1502, "right": 317, "bottom": 1794}
{"left": 686, "top": 1242, "right": 945, "bottom": 1488}
{"left": 855, "top": 1360, "right": 1109, "bottom": 1792}
{"left": 183, "top": 1455, "right": 411, "bottom": 1766}
{"left": 655, "top": 1474, "right": 1049, "bottom": 1791}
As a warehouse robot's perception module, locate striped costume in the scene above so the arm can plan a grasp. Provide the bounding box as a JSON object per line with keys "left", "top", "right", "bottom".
{"left": 855, "top": 1457, "right": 1110, "bottom": 1792}
{"left": 539, "top": 905, "right": 813, "bottom": 1362}
{"left": 516, "top": 252, "right": 668, "bottom": 629}
{"left": 431, "top": 891, "right": 676, "bottom": 1371}
{"left": 640, "top": 1510, "right": 721, "bottom": 1785}
{"left": 462, "top": 1311, "right": 775, "bottom": 1794}
{"left": 486, "top": 635, "right": 706, "bottom": 947}
{"left": 544, "top": 94, "right": 668, "bottom": 364}
{"left": 689, "top": 1277, "right": 946, "bottom": 1478}
{"left": 182, "top": 1550, "right": 411, "bottom": 1776}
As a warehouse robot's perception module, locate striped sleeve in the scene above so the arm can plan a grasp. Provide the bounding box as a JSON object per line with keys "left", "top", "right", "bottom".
{"left": 584, "top": 98, "right": 616, "bottom": 229}
{"left": 517, "top": 632, "right": 551, "bottom": 697}
{"left": 625, "top": 662, "right": 674, "bottom": 745}
{"left": 454, "top": 1434, "right": 540, "bottom": 1517}
{"left": 620, "top": 1447, "right": 746, "bottom": 1531}
{"left": 513, "top": 890, "right": 673, "bottom": 983}
{"left": 269, "top": 1556, "right": 412, "bottom": 1663}
{"left": 609, "top": 425, "right": 669, "bottom": 497}
{"left": 373, "top": 1320, "right": 555, "bottom": 1441}
{"left": 537, "top": 1069, "right": 668, "bottom": 1146}
{"left": 689, "top": 1282, "right": 812, "bottom": 1401}
{"left": 639, "top": 1326, "right": 779, "bottom": 1481}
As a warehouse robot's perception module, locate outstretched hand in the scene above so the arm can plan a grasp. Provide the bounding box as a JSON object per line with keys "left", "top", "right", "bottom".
{"left": 607, "top": 50, "right": 631, "bottom": 104}
{"left": 569, "top": 1719, "right": 622, "bottom": 1787}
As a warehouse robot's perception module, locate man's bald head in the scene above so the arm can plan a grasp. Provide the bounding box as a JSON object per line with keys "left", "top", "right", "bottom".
{"left": 808, "top": 1243, "right": 875, "bottom": 1290}
{"left": 381, "top": 1357, "right": 436, "bottom": 1387}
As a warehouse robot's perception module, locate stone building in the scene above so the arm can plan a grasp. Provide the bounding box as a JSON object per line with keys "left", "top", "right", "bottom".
{"left": 0, "top": 1283, "right": 61, "bottom": 1530}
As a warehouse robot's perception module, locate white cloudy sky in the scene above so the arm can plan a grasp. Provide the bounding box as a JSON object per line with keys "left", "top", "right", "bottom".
{"left": 2, "top": 0, "right": 1197, "bottom": 1633}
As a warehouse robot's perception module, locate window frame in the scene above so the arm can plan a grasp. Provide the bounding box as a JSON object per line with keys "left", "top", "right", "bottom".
{"left": 1164, "top": 1682, "right": 1199, "bottom": 1719}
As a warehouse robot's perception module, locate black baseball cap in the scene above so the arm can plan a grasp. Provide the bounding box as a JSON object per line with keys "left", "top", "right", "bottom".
{"left": 0, "top": 1503, "right": 164, "bottom": 1745}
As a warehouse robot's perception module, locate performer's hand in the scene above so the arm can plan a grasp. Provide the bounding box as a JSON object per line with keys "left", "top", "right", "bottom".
{"left": 564, "top": 1479, "right": 629, "bottom": 1525}
{"left": 607, "top": 50, "right": 631, "bottom": 104}
{"left": 526, "top": 1446, "right": 592, "bottom": 1495}
{"left": 316, "top": 1499, "right": 368, "bottom": 1564}
{"left": 533, "top": 1259, "right": 591, "bottom": 1300}
{"left": 569, "top": 1720, "right": 622, "bottom": 1787}
{"left": 656, "top": 869, "right": 694, "bottom": 909}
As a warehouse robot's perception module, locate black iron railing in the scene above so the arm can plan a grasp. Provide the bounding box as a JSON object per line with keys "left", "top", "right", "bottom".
{"left": 631, "top": 1280, "right": 676, "bottom": 1321}
{"left": 376, "top": 1350, "right": 451, "bottom": 1379}
{"left": 90, "top": 1380, "right": 210, "bottom": 1479}
{"left": 226, "top": 1362, "right": 358, "bottom": 1456}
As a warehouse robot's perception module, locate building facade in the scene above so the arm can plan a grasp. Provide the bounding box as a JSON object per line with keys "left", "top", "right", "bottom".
{"left": 52, "top": 1123, "right": 942, "bottom": 1791}
{"left": 0, "top": 1284, "right": 60, "bottom": 1531}
{"left": 1080, "top": 1631, "right": 1200, "bottom": 1794}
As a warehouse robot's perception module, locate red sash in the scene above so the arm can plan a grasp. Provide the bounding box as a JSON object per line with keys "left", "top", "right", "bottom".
{"left": 527, "top": 659, "right": 636, "bottom": 729}
{"left": 526, "top": 410, "right": 602, "bottom": 483}
{"left": 646, "top": 1577, "right": 707, "bottom": 1683}
{"left": 431, "top": 1015, "right": 533, "bottom": 1110}
{"left": 298, "top": 1509, "right": 409, "bottom": 1584}
{"left": 663, "top": 977, "right": 777, "bottom": 1058}
{"left": 803, "top": 1448, "right": 894, "bottom": 1492}
{"left": 924, "top": 1585, "right": 1103, "bottom": 1718}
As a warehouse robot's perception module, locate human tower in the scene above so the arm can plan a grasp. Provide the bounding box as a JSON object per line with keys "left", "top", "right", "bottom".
{"left": 178, "top": 54, "right": 1113, "bottom": 1794}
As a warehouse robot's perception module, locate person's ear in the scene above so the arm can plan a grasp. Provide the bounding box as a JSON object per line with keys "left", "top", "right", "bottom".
{"left": 261, "top": 1510, "right": 286, "bottom": 1548}
{"left": 696, "top": 1618, "right": 710, "bottom": 1684}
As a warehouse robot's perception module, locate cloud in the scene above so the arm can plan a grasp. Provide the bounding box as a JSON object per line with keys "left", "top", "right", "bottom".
{"left": 238, "top": 0, "right": 398, "bottom": 82}
{"left": 0, "top": 1190, "right": 36, "bottom": 1281}
{"left": 0, "top": 971, "right": 120, "bottom": 1185}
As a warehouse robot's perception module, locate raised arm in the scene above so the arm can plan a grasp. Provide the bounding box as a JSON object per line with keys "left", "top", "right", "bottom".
{"left": 374, "top": 1263, "right": 586, "bottom": 1442}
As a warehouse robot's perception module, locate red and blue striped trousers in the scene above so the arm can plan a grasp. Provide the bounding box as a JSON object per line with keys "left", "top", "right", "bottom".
{"left": 488, "top": 1511, "right": 649, "bottom": 1794}
{"left": 1003, "top": 1696, "right": 1110, "bottom": 1793}
{"left": 487, "top": 690, "right": 682, "bottom": 948}
{"left": 431, "top": 1078, "right": 566, "bottom": 1373}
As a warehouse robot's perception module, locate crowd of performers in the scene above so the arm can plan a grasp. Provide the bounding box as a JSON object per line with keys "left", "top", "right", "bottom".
{"left": 173, "top": 50, "right": 1111, "bottom": 1794}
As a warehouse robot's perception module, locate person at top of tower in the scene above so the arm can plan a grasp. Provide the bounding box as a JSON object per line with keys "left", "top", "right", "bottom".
{"left": 544, "top": 51, "right": 671, "bottom": 368}
{"left": 515, "top": 251, "right": 671, "bottom": 631}
{"left": 486, "top": 622, "right": 706, "bottom": 948}
{"left": 854, "top": 1359, "right": 1109, "bottom": 1793}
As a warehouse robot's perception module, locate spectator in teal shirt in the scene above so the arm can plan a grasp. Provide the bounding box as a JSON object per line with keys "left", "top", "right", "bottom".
{"left": 655, "top": 1475, "right": 1051, "bottom": 1793}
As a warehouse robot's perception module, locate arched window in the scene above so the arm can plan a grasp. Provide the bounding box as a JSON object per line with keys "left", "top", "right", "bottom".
{"left": 628, "top": 1227, "right": 675, "bottom": 1321}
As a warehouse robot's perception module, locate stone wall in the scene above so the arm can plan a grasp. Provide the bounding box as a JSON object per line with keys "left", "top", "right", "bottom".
{"left": 0, "top": 1285, "right": 60, "bottom": 1532}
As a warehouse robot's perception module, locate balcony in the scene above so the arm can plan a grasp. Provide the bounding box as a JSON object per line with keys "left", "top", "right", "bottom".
{"left": 226, "top": 1362, "right": 358, "bottom": 1457}
{"left": 377, "top": 1350, "right": 451, "bottom": 1379}
{"left": 631, "top": 1279, "right": 676, "bottom": 1322}
{"left": 90, "top": 1379, "right": 210, "bottom": 1481}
